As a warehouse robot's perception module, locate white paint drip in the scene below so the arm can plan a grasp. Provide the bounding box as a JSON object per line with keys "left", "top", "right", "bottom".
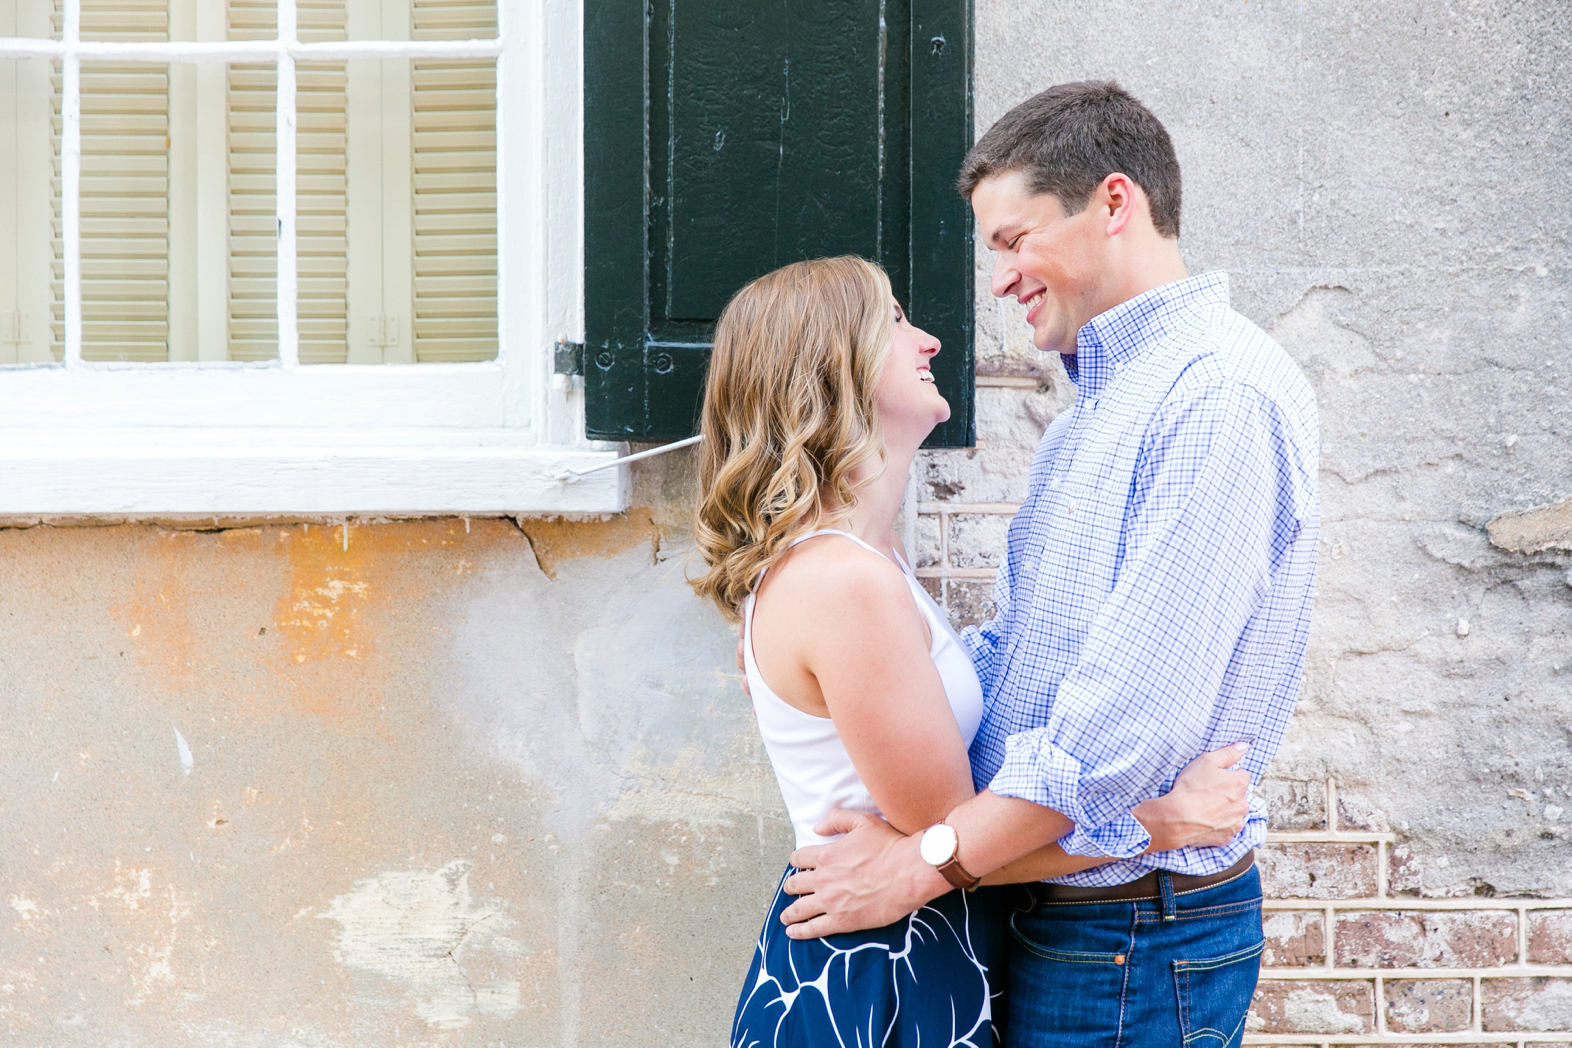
{"left": 173, "top": 726, "right": 193, "bottom": 775}
{"left": 317, "top": 861, "right": 525, "bottom": 1029}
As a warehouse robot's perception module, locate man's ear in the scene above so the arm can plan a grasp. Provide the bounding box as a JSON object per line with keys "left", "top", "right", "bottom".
{"left": 1100, "top": 172, "right": 1137, "bottom": 237}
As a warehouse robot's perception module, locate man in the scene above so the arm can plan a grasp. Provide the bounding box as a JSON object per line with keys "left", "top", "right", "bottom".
{"left": 778, "top": 82, "right": 1319, "bottom": 1046}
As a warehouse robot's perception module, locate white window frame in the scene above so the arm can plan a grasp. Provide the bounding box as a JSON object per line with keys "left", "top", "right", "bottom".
{"left": 0, "top": 0, "right": 627, "bottom": 517}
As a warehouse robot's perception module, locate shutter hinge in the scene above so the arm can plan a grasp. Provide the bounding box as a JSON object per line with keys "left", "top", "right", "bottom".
{"left": 554, "top": 338, "right": 584, "bottom": 376}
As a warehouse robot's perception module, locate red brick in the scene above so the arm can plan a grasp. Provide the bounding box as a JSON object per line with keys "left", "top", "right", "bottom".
{"left": 1482, "top": 978, "right": 1572, "bottom": 1032}
{"left": 1529, "top": 910, "right": 1572, "bottom": 965}
{"left": 1384, "top": 979, "right": 1474, "bottom": 1033}
{"left": 1258, "top": 842, "right": 1377, "bottom": 900}
{"left": 1247, "top": 980, "right": 1375, "bottom": 1035}
{"left": 1262, "top": 909, "right": 1326, "bottom": 967}
{"left": 1258, "top": 778, "right": 1327, "bottom": 831}
{"left": 1388, "top": 843, "right": 1423, "bottom": 896}
{"left": 1335, "top": 910, "right": 1517, "bottom": 968}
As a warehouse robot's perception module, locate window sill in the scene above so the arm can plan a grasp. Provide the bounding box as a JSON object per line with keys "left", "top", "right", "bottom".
{"left": 0, "top": 429, "right": 629, "bottom": 516}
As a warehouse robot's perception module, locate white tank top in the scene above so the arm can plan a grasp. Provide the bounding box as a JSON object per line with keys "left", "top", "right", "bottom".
{"left": 743, "top": 529, "right": 985, "bottom": 848}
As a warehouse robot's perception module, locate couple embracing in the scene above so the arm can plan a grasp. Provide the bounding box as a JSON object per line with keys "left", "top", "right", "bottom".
{"left": 690, "top": 82, "right": 1319, "bottom": 1048}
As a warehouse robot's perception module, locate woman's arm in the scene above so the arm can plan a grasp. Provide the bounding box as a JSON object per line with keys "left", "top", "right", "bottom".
{"left": 762, "top": 540, "right": 976, "bottom": 835}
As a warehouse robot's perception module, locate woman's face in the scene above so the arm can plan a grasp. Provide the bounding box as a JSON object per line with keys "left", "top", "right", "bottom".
{"left": 874, "top": 297, "right": 949, "bottom": 443}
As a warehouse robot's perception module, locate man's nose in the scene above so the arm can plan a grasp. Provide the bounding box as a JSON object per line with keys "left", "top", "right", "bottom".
{"left": 990, "top": 256, "right": 1018, "bottom": 299}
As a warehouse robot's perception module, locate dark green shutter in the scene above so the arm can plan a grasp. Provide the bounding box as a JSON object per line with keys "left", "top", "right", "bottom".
{"left": 584, "top": 0, "right": 974, "bottom": 446}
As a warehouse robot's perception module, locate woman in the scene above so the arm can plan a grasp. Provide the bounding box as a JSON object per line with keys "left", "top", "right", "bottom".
{"left": 692, "top": 257, "right": 1247, "bottom": 1047}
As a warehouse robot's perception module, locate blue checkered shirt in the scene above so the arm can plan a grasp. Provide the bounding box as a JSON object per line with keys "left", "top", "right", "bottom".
{"left": 963, "top": 272, "right": 1319, "bottom": 886}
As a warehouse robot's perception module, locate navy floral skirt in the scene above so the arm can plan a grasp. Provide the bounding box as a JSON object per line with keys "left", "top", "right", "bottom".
{"left": 731, "top": 866, "right": 1001, "bottom": 1048}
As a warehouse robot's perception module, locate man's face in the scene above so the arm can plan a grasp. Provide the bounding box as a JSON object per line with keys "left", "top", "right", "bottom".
{"left": 970, "top": 169, "right": 1105, "bottom": 356}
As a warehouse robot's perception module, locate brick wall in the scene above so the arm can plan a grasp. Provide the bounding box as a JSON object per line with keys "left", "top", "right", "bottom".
{"left": 911, "top": 478, "right": 1572, "bottom": 1048}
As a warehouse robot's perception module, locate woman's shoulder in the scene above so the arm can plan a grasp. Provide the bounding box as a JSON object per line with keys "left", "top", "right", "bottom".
{"left": 758, "top": 533, "right": 912, "bottom": 617}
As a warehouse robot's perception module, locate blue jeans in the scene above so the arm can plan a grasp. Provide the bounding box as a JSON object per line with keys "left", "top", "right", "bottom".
{"left": 1000, "top": 865, "right": 1264, "bottom": 1048}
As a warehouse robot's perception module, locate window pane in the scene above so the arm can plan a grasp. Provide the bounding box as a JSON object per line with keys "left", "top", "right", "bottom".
{"left": 411, "top": 56, "right": 495, "bottom": 363}
{"left": 79, "top": 0, "right": 167, "bottom": 42}
{"left": 295, "top": 52, "right": 495, "bottom": 365}
{"left": 0, "top": 54, "right": 56, "bottom": 364}
{"left": 5, "top": 0, "right": 55, "bottom": 39}
{"left": 225, "top": 63, "right": 279, "bottom": 361}
{"left": 411, "top": 0, "right": 495, "bottom": 42}
{"left": 69, "top": 60, "right": 173, "bottom": 362}
{"left": 297, "top": 60, "right": 349, "bottom": 364}
{"left": 339, "top": 0, "right": 496, "bottom": 42}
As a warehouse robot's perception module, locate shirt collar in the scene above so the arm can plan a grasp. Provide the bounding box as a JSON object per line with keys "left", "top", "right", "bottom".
{"left": 1062, "top": 271, "right": 1232, "bottom": 397}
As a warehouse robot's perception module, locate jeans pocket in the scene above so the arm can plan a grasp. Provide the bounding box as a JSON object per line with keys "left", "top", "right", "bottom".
{"left": 1006, "top": 913, "right": 1129, "bottom": 1041}
{"left": 1172, "top": 939, "right": 1264, "bottom": 1047}
{"left": 1008, "top": 912, "right": 1127, "bottom": 965}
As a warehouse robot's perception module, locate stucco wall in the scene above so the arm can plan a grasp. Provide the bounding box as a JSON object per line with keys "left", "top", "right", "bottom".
{"left": 4, "top": 1, "right": 1570, "bottom": 1045}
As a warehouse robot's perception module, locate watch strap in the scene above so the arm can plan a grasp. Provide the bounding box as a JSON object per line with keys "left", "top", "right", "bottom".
{"left": 933, "top": 824, "right": 981, "bottom": 891}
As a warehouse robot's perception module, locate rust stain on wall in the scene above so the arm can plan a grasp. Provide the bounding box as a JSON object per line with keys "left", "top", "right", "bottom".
{"left": 518, "top": 509, "right": 660, "bottom": 579}
{"left": 273, "top": 524, "right": 377, "bottom": 666}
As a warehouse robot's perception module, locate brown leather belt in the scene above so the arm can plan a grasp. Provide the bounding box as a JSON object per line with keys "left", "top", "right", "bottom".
{"left": 1030, "top": 851, "right": 1256, "bottom": 905}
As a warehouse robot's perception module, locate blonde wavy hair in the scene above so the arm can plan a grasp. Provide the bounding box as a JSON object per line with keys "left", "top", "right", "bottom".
{"left": 692, "top": 256, "right": 894, "bottom": 622}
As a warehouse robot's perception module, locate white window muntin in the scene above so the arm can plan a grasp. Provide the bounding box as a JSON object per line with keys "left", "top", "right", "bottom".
{"left": 0, "top": 0, "right": 624, "bottom": 516}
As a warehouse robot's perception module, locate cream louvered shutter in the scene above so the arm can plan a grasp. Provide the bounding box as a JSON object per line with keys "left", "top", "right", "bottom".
{"left": 0, "top": 2, "right": 53, "bottom": 363}
{"left": 411, "top": 0, "right": 496, "bottom": 363}
{"left": 228, "top": 0, "right": 286, "bottom": 360}
{"left": 59, "top": 0, "right": 174, "bottom": 361}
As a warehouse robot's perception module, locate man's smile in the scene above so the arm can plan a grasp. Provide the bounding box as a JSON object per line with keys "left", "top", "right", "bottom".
{"left": 1021, "top": 288, "right": 1046, "bottom": 324}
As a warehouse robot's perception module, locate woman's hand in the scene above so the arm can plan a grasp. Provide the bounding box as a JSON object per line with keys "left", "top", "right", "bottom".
{"left": 1133, "top": 742, "right": 1251, "bottom": 853}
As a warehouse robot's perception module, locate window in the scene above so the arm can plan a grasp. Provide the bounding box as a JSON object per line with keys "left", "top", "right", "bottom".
{"left": 583, "top": 0, "right": 975, "bottom": 446}
{"left": 0, "top": 0, "right": 624, "bottom": 516}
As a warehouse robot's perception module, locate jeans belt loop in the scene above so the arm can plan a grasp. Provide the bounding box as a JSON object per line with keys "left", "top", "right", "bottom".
{"left": 1157, "top": 869, "right": 1177, "bottom": 921}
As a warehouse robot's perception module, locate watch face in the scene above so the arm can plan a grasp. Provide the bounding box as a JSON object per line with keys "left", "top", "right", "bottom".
{"left": 919, "top": 823, "right": 959, "bottom": 866}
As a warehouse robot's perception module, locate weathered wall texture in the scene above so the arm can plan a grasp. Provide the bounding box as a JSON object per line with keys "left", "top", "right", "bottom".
{"left": 3, "top": 1, "right": 1570, "bottom": 1045}
{"left": 0, "top": 497, "right": 787, "bottom": 1046}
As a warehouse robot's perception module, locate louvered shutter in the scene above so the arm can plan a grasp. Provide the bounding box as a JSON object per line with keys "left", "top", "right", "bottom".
{"left": 411, "top": 0, "right": 496, "bottom": 363}
{"left": 226, "top": 0, "right": 282, "bottom": 361}
{"left": 58, "top": 0, "right": 172, "bottom": 361}
{"left": 294, "top": 0, "right": 350, "bottom": 364}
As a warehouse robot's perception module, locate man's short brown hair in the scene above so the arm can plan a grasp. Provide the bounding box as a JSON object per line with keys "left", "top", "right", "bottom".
{"left": 958, "top": 81, "right": 1182, "bottom": 239}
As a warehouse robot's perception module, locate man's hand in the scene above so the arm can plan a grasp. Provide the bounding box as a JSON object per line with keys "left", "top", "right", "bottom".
{"left": 779, "top": 810, "right": 948, "bottom": 940}
{"left": 1134, "top": 742, "right": 1251, "bottom": 852}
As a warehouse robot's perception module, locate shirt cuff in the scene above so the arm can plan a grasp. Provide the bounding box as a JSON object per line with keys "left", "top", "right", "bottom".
{"left": 1058, "top": 813, "right": 1153, "bottom": 861}
{"left": 987, "top": 729, "right": 1153, "bottom": 859}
